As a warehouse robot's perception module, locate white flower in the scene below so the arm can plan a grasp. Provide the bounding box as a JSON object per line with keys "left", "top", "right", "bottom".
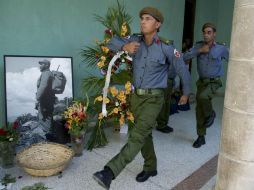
{"left": 115, "top": 101, "right": 119, "bottom": 106}
{"left": 9, "top": 138, "right": 13, "bottom": 141}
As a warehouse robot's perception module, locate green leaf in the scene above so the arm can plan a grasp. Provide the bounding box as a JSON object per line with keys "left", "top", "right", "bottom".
{"left": 21, "top": 182, "right": 50, "bottom": 190}
{"left": 80, "top": 46, "right": 101, "bottom": 68}
{"left": 86, "top": 121, "right": 108, "bottom": 151}
{"left": 81, "top": 76, "right": 105, "bottom": 96}
{"left": 1, "top": 174, "right": 16, "bottom": 186}
{"left": 111, "top": 70, "right": 132, "bottom": 85}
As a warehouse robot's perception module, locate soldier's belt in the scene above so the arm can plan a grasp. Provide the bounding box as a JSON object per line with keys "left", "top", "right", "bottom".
{"left": 135, "top": 88, "right": 163, "bottom": 95}
{"left": 199, "top": 77, "right": 220, "bottom": 82}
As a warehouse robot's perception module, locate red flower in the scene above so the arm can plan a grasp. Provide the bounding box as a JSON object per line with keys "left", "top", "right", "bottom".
{"left": 105, "top": 29, "right": 113, "bottom": 36}
{"left": 72, "top": 112, "right": 78, "bottom": 118}
{"left": 78, "top": 112, "right": 86, "bottom": 119}
{"left": 0, "top": 128, "right": 7, "bottom": 135}
{"left": 126, "top": 60, "right": 132, "bottom": 65}
{"left": 121, "top": 103, "right": 127, "bottom": 110}
{"left": 13, "top": 121, "right": 19, "bottom": 130}
{"left": 109, "top": 53, "right": 114, "bottom": 59}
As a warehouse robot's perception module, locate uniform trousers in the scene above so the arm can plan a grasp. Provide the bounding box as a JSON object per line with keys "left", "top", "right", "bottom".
{"left": 156, "top": 78, "right": 174, "bottom": 129}
{"left": 196, "top": 78, "right": 222, "bottom": 136}
{"left": 106, "top": 90, "right": 164, "bottom": 177}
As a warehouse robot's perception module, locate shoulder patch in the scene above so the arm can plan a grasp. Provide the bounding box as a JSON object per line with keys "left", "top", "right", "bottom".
{"left": 159, "top": 36, "right": 174, "bottom": 45}
{"left": 174, "top": 49, "right": 181, "bottom": 58}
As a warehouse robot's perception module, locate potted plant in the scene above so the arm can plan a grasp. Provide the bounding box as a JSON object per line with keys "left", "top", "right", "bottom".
{"left": 0, "top": 121, "right": 19, "bottom": 168}
{"left": 64, "top": 99, "right": 89, "bottom": 156}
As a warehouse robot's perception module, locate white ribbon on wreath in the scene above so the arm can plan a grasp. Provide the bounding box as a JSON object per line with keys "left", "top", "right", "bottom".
{"left": 102, "top": 51, "right": 132, "bottom": 117}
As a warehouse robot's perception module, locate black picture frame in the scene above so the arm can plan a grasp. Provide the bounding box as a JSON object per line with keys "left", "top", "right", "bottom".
{"left": 4, "top": 55, "right": 73, "bottom": 147}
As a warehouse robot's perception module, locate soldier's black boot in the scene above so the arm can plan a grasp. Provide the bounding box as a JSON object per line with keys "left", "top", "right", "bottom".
{"left": 136, "top": 170, "right": 157, "bottom": 182}
{"left": 156, "top": 126, "right": 173, "bottom": 133}
{"left": 204, "top": 110, "right": 216, "bottom": 128}
{"left": 192, "top": 136, "right": 206, "bottom": 148}
{"left": 93, "top": 167, "right": 114, "bottom": 189}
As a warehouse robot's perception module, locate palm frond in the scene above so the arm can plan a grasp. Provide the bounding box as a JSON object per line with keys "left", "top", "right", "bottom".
{"left": 80, "top": 46, "right": 101, "bottom": 68}
{"left": 87, "top": 120, "right": 108, "bottom": 151}
{"left": 81, "top": 76, "right": 105, "bottom": 96}
{"left": 94, "top": 0, "right": 132, "bottom": 36}
{"left": 111, "top": 70, "right": 132, "bottom": 85}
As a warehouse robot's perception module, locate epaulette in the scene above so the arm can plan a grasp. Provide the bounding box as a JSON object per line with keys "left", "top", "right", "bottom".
{"left": 195, "top": 41, "right": 204, "bottom": 44}
{"left": 216, "top": 42, "right": 226, "bottom": 46}
{"left": 159, "top": 36, "right": 174, "bottom": 45}
{"left": 133, "top": 33, "right": 143, "bottom": 37}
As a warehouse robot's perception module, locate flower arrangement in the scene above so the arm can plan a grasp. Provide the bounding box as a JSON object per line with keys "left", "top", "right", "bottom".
{"left": 81, "top": 1, "right": 133, "bottom": 95}
{"left": 64, "top": 100, "right": 89, "bottom": 136}
{"left": 81, "top": 1, "right": 135, "bottom": 150}
{"left": 0, "top": 122, "right": 19, "bottom": 142}
{"left": 95, "top": 81, "right": 134, "bottom": 127}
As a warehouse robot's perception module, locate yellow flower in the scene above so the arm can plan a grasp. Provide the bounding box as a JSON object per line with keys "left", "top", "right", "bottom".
{"left": 104, "top": 38, "right": 110, "bottom": 44}
{"left": 98, "top": 113, "right": 104, "bottom": 120}
{"left": 101, "top": 46, "right": 109, "bottom": 54}
{"left": 110, "top": 86, "right": 118, "bottom": 97}
{"left": 121, "top": 22, "right": 128, "bottom": 36}
{"left": 127, "top": 111, "right": 134, "bottom": 122}
{"left": 113, "top": 108, "right": 119, "bottom": 114}
{"left": 97, "top": 61, "right": 104, "bottom": 68}
{"left": 66, "top": 120, "right": 72, "bottom": 129}
{"left": 117, "top": 90, "right": 126, "bottom": 103}
{"left": 103, "top": 97, "right": 110, "bottom": 104}
{"left": 119, "top": 114, "right": 125, "bottom": 126}
{"left": 125, "top": 81, "right": 132, "bottom": 94}
{"left": 94, "top": 96, "right": 103, "bottom": 103}
{"left": 101, "top": 56, "right": 106, "bottom": 62}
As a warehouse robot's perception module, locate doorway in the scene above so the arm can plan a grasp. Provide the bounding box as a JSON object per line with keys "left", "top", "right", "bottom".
{"left": 182, "top": 0, "right": 196, "bottom": 73}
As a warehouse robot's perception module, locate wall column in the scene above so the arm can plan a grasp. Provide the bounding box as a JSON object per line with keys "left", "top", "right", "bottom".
{"left": 215, "top": 0, "right": 254, "bottom": 189}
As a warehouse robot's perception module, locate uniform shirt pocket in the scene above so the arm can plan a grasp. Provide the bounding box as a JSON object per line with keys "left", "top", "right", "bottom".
{"left": 149, "top": 56, "right": 165, "bottom": 65}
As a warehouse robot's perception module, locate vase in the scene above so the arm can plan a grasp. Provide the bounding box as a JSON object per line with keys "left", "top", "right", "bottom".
{"left": 70, "top": 131, "right": 86, "bottom": 157}
{"left": 0, "top": 141, "right": 16, "bottom": 168}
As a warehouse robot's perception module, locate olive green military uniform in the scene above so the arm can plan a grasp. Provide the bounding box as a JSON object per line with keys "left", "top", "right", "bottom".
{"left": 195, "top": 78, "right": 222, "bottom": 135}
{"left": 106, "top": 91, "right": 164, "bottom": 176}
{"left": 106, "top": 33, "right": 191, "bottom": 177}
{"left": 156, "top": 38, "right": 191, "bottom": 130}
{"left": 183, "top": 41, "right": 229, "bottom": 136}
{"left": 156, "top": 79, "right": 174, "bottom": 129}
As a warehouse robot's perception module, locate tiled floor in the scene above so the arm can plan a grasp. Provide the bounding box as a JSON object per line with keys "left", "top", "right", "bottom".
{"left": 0, "top": 97, "right": 225, "bottom": 190}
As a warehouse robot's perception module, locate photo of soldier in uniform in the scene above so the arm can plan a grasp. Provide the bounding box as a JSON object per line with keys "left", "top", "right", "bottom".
{"left": 4, "top": 56, "right": 73, "bottom": 150}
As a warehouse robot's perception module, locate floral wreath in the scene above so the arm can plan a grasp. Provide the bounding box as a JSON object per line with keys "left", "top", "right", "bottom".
{"left": 81, "top": 1, "right": 135, "bottom": 150}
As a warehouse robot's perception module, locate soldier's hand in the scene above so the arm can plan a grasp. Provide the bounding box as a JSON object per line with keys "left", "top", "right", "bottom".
{"left": 178, "top": 95, "right": 188, "bottom": 105}
{"left": 122, "top": 42, "right": 140, "bottom": 54}
{"left": 198, "top": 44, "right": 209, "bottom": 53}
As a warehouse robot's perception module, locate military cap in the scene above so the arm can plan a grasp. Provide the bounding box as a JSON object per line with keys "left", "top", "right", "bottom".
{"left": 39, "top": 59, "right": 51, "bottom": 66}
{"left": 202, "top": 22, "right": 216, "bottom": 32}
{"left": 139, "top": 7, "right": 164, "bottom": 24}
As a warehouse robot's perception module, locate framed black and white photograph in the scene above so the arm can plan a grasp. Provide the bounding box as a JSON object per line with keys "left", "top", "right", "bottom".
{"left": 4, "top": 55, "right": 73, "bottom": 148}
